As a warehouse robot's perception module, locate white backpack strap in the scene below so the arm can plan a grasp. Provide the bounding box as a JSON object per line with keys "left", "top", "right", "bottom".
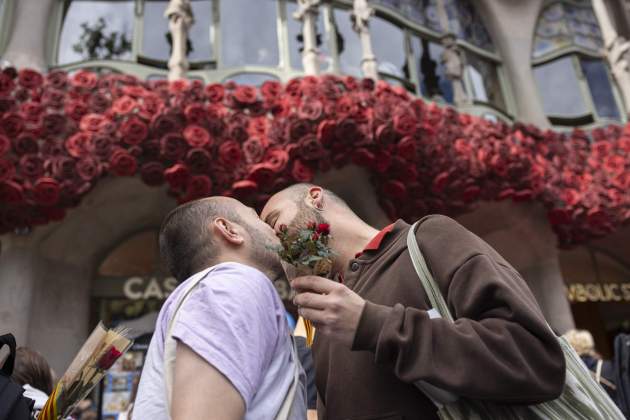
{"left": 595, "top": 359, "right": 603, "bottom": 384}
{"left": 164, "top": 270, "right": 212, "bottom": 412}
{"left": 274, "top": 336, "right": 301, "bottom": 420}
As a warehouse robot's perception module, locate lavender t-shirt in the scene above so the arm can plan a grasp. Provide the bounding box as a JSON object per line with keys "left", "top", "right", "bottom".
{"left": 134, "top": 262, "right": 305, "bottom": 420}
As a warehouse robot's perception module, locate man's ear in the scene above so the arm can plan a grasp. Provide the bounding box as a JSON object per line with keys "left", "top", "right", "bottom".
{"left": 306, "top": 186, "right": 324, "bottom": 210}
{"left": 213, "top": 217, "right": 245, "bottom": 246}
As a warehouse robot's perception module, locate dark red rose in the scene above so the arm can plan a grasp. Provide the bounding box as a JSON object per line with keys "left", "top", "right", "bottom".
{"left": 513, "top": 189, "right": 534, "bottom": 202}
{"left": 219, "top": 141, "right": 243, "bottom": 166}
{"left": 40, "top": 139, "right": 64, "bottom": 157}
{"left": 80, "top": 114, "right": 108, "bottom": 132}
{"left": 71, "top": 70, "right": 97, "bottom": 89}
{"left": 0, "top": 134, "right": 11, "bottom": 156}
{"left": 97, "top": 347, "right": 123, "bottom": 371}
{"left": 265, "top": 148, "right": 289, "bottom": 173}
{"left": 248, "top": 117, "right": 268, "bottom": 138}
{"left": 186, "top": 148, "right": 212, "bottom": 173}
{"left": 0, "top": 97, "right": 16, "bottom": 113}
{"left": 41, "top": 89, "right": 65, "bottom": 108}
{"left": 397, "top": 136, "right": 417, "bottom": 160}
{"left": 87, "top": 134, "right": 112, "bottom": 159}
{"left": 183, "top": 125, "right": 211, "bottom": 148}
{"left": 317, "top": 120, "right": 336, "bottom": 146}
{"left": 45, "top": 69, "right": 68, "bottom": 90}
{"left": 88, "top": 92, "right": 111, "bottom": 113}
{"left": 432, "top": 171, "right": 450, "bottom": 193}
{"left": 169, "top": 79, "right": 189, "bottom": 94}
{"left": 112, "top": 95, "right": 138, "bottom": 114}
{"left": 139, "top": 162, "right": 165, "bottom": 186}
{"left": 151, "top": 113, "right": 183, "bottom": 137}
{"left": 343, "top": 76, "right": 359, "bottom": 90}
{"left": 316, "top": 223, "right": 330, "bottom": 235}
{"left": 289, "top": 119, "right": 312, "bottom": 142}
{"left": 139, "top": 93, "right": 164, "bottom": 119}
{"left": 0, "top": 73, "right": 14, "bottom": 96}
{"left": 285, "top": 79, "right": 302, "bottom": 98}
{"left": 184, "top": 103, "right": 207, "bottom": 125}
{"left": 14, "top": 88, "right": 30, "bottom": 102}
{"left": 42, "top": 113, "right": 67, "bottom": 136}
{"left": 299, "top": 134, "right": 325, "bottom": 159}
{"left": 335, "top": 118, "right": 359, "bottom": 142}
{"left": 76, "top": 157, "right": 101, "bottom": 181}
{"left": 247, "top": 163, "right": 276, "bottom": 187}
{"left": 18, "top": 69, "right": 43, "bottom": 90}
{"left": 298, "top": 100, "right": 324, "bottom": 121}
{"left": 50, "top": 156, "right": 76, "bottom": 179}
{"left": 291, "top": 159, "right": 314, "bottom": 182}
{"left": 164, "top": 163, "right": 190, "bottom": 189}
{"left": 120, "top": 117, "right": 149, "bottom": 145}
{"left": 1, "top": 113, "right": 24, "bottom": 137}
{"left": 231, "top": 180, "right": 258, "bottom": 198}
{"left": 0, "top": 159, "right": 15, "bottom": 182}
{"left": 160, "top": 133, "right": 188, "bottom": 161}
{"left": 383, "top": 180, "right": 407, "bottom": 200}
{"left": 110, "top": 150, "right": 138, "bottom": 176}
{"left": 19, "top": 155, "right": 44, "bottom": 178}
{"left": 261, "top": 80, "right": 282, "bottom": 100}
{"left": 142, "top": 139, "right": 161, "bottom": 160}
{"left": 463, "top": 185, "right": 481, "bottom": 202}
{"left": 352, "top": 148, "right": 375, "bottom": 167}
{"left": 33, "top": 178, "right": 61, "bottom": 206}
{"left": 205, "top": 83, "right": 225, "bottom": 102}
{"left": 0, "top": 180, "right": 23, "bottom": 203}
{"left": 64, "top": 100, "right": 88, "bottom": 122}
{"left": 65, "top": 132, "right": 91, "bottom": 158}
{"left": 233, "top": 85, "right": 258, "bottom": 105}
{"left": 242, "top": 137, "right": 265, "bottom": 163}
{"left": 185, "top": 175, "right": 213, "bottom": 200}
{"left": 14, "top": 134, "right": 39, "bottom": 155}
{"left": 375, "top": 123, "right": 397, "bottom": 144}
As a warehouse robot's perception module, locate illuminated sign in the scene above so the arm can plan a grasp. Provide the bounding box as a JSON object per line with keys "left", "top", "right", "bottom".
{"left": 123, "top": 276, "right": 178, "bottom": 300}
{"left": 567, "top": 283, "right": 630, "bottom": 303}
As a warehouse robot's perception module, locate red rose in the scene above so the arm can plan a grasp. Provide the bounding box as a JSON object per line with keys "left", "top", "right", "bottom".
{"left": 233, "top": 85, "right": 258, "bottom": 105}
{"left": 336, "top": 97, "right": 357, "bottom": 116}
{"left": 231, "top": 180, "right": 258, "bottom": 198}
{"left": 397, "top": 136, "right": 417, "bottom": 160}
{"left": 164, "top": 163, "right": 190, "bottom": 189}
{"left": 285, "top": 79, "right": 302, "bottom": 98}
{"left": 335, "top": 118, "right": 359, "bottom": 142}
{"left": 120, "top": 117, "right": 149, "bottom": 145}
{"left": 87, "top": 134, "right": 112, "bottom": 158}
{"left": 42, "top": 113, "right": 67, "bottom": 136}
{"left": 243, "top": 137, "right": 265, "bottom": 163}
{"left": 50, "top": 156, "right": 76, "bottom": 179}
{"left": 463, "top": 185, "right": 481, "bottom": 202}
{"left": 0, "top": 134, "right": 11, "bottom": 156}
{"left": 18, "top": 69, "right": 43, "bottom": 89}
{"left": 64, "top": 100, "right": 88, "bottom": 122}
{"left": 383, "top": 180, "right": 407, "bottom": 199}
{"left": 65, "top": 132, "right": 91, "bottom": 158}
{"left": 110, "top": 150, "right": 138, "bottom": 176}
{"left": 265, "top": 148, "right": 289, "bottom": 172}
{"left": 184, "top": 103, "right": 207, "bottom": 125}
{"left": 112, "top": 95, "right": 138, "bottom": 114}
{"left": 291, "top": 160, "right": 314, "bottom": 182}
{"left": 352, "top": 148, "right": 375, "bottom": 167}
{"left": 289, "top": 119, "right": 312, "bottom": 142}
{"left": 0, "top": 159, "right": 15, "bottom": 182}
{"left": 432, "top": 171, "right": 450, "bottom": 193}
{"left": 219, "top": 141, "right": 243, "bottom": 166}
{"left": 160, "top": 133, "right": 188, "bottom": 161}
{"left": 0, "top": 97, "right": 16, "bottom": 113}
{"left": 298, "top": 100, "right": 324, "bottom": 121}
{"left": 33, "top": 178, "right": 61, "bottom": 206}
{"left": 76, "top": 157, "right": 101, "bottom": 181}
{"left": 97, "top": 347, "right": 123, "bottom": 371}
{"left": 19, "top": 155, "right": 44, "bottom": 178}
{"left": 151, "top": 113, "right": 183, "bottom": 137}
{"left": 317, "top": 120, "right": 336, "bottom": 146}
{"left": 14, "top": 134, "right": 39, "bottom": 155}
{"left": 205, "top": 83, "right": 225, "bottom": 102}
{"left": 261, "top": 80, "right": 282, "bottom": 100}
{"left": 41, "top": 89, "right": 65, "bottom": 109}
{"left": 140, "top": 162, "right": 165, "bottom": 186}
{"left": 343, "top": 76, "right": 359, "bottom": 90}
{"left": 1, "top": 113, "right": 24, "bottom": 137}
{"left": 0, "top": 180, "right": 23, "bottom": 203}
{"left": 316, "top": 223, "right": 330, "bottom": 235}
{"left": 186, "top": 148, "right": 212, "bottom": 173}
{"left": 299, "top": 134, "right": 325, "bottom": 159}
{"left": 71, "top": 70, "right": 97, "bottom": 89}
{"left": 185, "top": 175, "right": 213, "bottom": 199}
{"left": 80, "top": 114, "right": 108, "bottom": 132}
{"left": 0, "top": 72, "right": 14, "bottom": 95}
{"left": 169, "top": 79, "right": 189, "bottom": 94}
{"left": 89, "top": 93, "right": 111, "bottom": 113}
{"left": 247, "top": 163, "right": 275, "bottom": 187}
{"left": 375, "top": 123, "right": 396, "bottom": 144}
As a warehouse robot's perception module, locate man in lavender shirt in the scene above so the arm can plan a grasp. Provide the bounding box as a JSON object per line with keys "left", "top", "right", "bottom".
{"left": 134, "top": 197, "right": 306, "bottom": 420}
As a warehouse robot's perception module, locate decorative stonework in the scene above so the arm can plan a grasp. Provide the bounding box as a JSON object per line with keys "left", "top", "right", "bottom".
{"left": 165, "top": 0, "right": 194, "bottom": 81}
{"left": 351, "top": 0, "right": 378, "bottom": 80}
{"left": 294, "top": 0, "right": 322, "bottom": 75}
{"left": 440, "top": 34, "right": 471, "bottom": 107}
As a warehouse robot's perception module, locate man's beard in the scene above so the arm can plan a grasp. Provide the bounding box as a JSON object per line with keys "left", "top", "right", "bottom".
{"left": 289, "top": 200, "right": 329, "bottom": 232}
{"left": 246, "top": 223, "right": 285, "bottom": 280}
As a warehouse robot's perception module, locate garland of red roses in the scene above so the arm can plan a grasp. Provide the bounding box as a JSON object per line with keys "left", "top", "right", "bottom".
{"left": 0, "top": 67, "right": 628, "bottom": 247}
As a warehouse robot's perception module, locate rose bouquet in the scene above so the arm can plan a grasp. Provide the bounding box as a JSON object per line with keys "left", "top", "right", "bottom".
{"left": 37, "top": 323, "right": 133, "bottom": 420}
{"left": 276, "top": 222, "right": 335, "bottom": 346}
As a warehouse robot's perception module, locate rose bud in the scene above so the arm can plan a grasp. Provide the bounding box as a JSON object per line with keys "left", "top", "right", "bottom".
{"left": 316, "top": 223, "right": 330, "bottom": 235}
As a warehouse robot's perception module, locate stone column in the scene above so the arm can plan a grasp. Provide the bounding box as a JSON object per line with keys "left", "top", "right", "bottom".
{"left": 351, "top": 0, "right": 378, "bottom": 80}
{"left": 593, "top": 0, "right": 630, "bottom": 113}
{"left": 294, "top": 0, "right": 321, "bottom": 75}
{"left": 2, "top": 0, "right": 56, "bottom": 70}
{"left": 165, "top": 0, "right": 194, "bottom": 81}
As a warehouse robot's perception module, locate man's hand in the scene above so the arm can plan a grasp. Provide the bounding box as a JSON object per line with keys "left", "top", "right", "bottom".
{"left": 292, "top": 276, "right": 366, "bottom": 347}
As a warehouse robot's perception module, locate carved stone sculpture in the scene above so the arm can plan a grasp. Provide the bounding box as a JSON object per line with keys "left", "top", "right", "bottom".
{"left": 351, "top": 0, "right": 378, "bottom": 80}
{"left": 294, "top": 0, "right": 322, "bottom": 75}
{"left": 440, "top": 34, "right": 471, "bottom": 106}
{"left": 165, "top": 0, "right": 194, "bottom": 81}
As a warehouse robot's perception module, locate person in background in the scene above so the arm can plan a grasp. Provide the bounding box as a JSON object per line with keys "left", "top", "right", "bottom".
{"left": 564, "top": 329, "right": 617, "bottom": 400}
{"left": 11, "top": 346, "right": 54, "bottom": 412}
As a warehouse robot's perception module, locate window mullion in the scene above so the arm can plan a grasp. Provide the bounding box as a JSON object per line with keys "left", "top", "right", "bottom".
{"left": 277, "top": 0, "right": 291, "bottom": 73}
{"left": 573, "top": 54, "right": 598, "bottom": 120}
{"left": 132, "top": 0, "right": 144, "bottom": 62}
{"left": 326, "top": 5, "right": 340, "bottom": 74}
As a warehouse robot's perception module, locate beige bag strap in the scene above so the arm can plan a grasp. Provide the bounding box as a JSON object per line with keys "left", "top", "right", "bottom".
{"left": 595, "top": 359, "right": 603, "bottom": 384}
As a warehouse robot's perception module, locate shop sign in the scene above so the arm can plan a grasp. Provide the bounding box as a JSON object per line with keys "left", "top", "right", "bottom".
{"left": 567, "top": 283, "right": 630, "bottom": 303}
{"left": 123, "top": 276, "right": 178, "bottom": 300}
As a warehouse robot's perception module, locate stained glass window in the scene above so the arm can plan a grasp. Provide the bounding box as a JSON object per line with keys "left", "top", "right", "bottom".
{"left": 533, "top": 2, "right": 603, "bottom": 58}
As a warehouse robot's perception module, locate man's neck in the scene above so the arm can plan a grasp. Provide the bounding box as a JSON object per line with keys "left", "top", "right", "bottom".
{"left": 331, "top": 219, "right": 380, "bottom": 271}
{"left": 215, "top": 255, "right": 283, "bottom": 284}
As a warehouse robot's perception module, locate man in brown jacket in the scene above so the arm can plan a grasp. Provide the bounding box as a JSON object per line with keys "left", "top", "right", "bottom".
{"left": 261, "top": 184, "right": 566, "bottom": 420}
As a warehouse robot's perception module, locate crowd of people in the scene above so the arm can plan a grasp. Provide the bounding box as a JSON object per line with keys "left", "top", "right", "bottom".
{"left": 1, "top": 183, "right": 629, "bottom": 419}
